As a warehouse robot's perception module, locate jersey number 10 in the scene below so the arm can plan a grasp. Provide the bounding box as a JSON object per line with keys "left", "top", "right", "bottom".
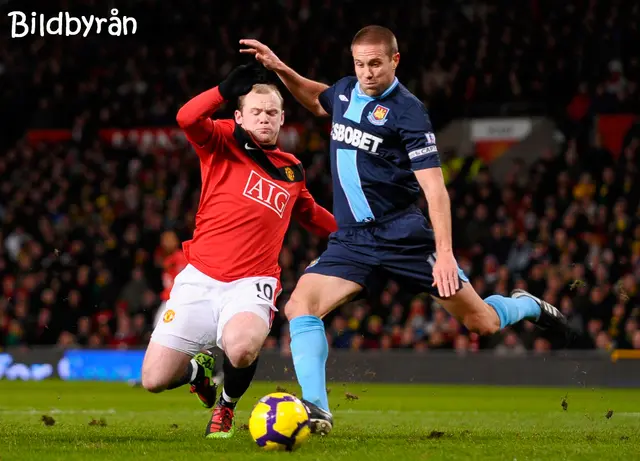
{"left": 255, "top": 282, "right": 274, "bottom": 303}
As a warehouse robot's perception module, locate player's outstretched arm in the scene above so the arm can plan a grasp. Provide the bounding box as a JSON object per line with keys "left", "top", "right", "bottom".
{"left": 292, "top": 185, "right": 337, "bottom": 238}
{"left": 240, "top": 39, "right": 329, "bottom": 117}
{"left": 177, "top": 63, "right": 267, "bottom": 148}
{"left": 415, "top": 168, "right": 459, "bottom": 298}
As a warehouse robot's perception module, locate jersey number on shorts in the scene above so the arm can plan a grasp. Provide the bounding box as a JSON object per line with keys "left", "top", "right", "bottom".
{"left": 255, "top": 282, "right": 274, "bottom": 303}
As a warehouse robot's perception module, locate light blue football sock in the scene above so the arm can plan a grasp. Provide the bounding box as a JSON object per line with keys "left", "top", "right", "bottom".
{"left": 484, "top": 295, "right": 541, "bottom": 329}
{"left": 289, "top": 315, "right": 329, "bottom": 412}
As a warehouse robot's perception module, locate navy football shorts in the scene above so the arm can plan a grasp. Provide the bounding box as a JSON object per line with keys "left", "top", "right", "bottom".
{"left": 305, "top": 207, "right": 469, "bottom": 297}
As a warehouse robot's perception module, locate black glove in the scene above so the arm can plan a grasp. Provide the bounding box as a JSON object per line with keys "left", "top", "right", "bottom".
{"left": 218, "top": 62, "right": 268, "bottom": 100}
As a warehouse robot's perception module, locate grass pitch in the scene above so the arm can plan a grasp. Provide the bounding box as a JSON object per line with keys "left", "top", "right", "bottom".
{"left": 0, "top": 380, "right": 639, "bottom": 460}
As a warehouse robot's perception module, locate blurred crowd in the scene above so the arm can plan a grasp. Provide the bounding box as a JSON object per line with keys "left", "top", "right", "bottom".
{"left": 3, "top": 0, "right": 640, "bottom": 146}
{"left": 1, "top": 0, "right": 639, "bottom": 353}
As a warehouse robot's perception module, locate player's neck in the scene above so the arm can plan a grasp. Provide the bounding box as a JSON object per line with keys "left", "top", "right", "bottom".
{"left": 258, "top": 142, "right": 278, "bottom": 151}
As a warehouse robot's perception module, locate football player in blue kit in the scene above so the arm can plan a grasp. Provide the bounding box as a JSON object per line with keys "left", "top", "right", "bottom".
{"left": 240, "top": 26, "right": 569, "bottom": 434}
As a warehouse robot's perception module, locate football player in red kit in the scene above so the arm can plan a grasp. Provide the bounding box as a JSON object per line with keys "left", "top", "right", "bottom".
{"left": 141, "top": 63, "right": 337, "bottom": 439}
{"left": 153, "top": 231, "right": 188, "bottom": 328}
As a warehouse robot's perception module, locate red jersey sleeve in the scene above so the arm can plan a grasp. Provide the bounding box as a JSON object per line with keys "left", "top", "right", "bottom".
{"left": 293, "top": 184, "right": 337, "bottom": 238}
{"left": 176, "top": 86, "right": 227, "bottom": 162}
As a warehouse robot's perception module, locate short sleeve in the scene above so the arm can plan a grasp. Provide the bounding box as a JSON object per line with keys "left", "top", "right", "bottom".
{"left": 318, "top": 84, "right": 336, "bottom": 115}
{"left": 397, "top": 102, "right": 441, "bottom": 170}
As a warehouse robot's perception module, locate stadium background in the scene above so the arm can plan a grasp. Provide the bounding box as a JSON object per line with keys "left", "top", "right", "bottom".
{"left": 1, "top": 0, "right": 639, "bottom": 366}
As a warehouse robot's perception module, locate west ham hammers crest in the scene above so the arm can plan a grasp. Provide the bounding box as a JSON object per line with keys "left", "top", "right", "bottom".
{"left": 367, "top": 104, "right": 390, "bottom": 126}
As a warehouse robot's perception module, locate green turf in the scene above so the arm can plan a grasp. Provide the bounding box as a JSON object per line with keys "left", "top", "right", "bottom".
{"left": 0, "top": 380, "right": 639, "bottom": 460}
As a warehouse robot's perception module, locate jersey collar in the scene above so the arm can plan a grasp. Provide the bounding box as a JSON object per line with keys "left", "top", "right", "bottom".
{"left": 234, "top": 123, "right": 278, "bottom": 151}
{"left": 232, "top": 122, "right": 304, "bottom": 183}
{"left": 355, "top": 77, "right": 399, "bottom": 100}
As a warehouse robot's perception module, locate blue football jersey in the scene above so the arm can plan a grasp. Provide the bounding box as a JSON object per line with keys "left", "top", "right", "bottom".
{"left": 318, "top": 76, "right": 441, "bottom": 227}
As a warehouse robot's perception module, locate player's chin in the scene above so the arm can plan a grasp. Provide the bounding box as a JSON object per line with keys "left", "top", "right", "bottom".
{"left": 361, "top": 81, "right": 383, "bottom": 95}
{"left": 254, "top": 130, "right": 276, "bottom": 144}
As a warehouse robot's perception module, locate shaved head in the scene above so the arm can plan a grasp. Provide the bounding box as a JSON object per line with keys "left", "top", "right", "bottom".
{"left": 351, "top": 25, "right": 398, "bottom": 57}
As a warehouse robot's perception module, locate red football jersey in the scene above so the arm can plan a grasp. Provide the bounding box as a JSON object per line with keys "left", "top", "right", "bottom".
{"left": 177, "top": 87, "right": 336, "bottom": 284}
{"left": 160, "top": 250, "right": 188, "bottom": 301}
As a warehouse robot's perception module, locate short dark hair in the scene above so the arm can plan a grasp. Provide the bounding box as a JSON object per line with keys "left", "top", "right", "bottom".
{"left": 238, "top": 83, "right": 284, "bottom": 111}
{"left": 351, "top": 25, "right": 398, "bottom": 57}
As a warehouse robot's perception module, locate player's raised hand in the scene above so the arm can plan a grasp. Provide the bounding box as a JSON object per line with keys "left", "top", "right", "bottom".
{"left": 432, "top": 251, "right": 459, "bottom": 298}
{"left": 239, "top": 39, "right": 284, "bottom": 71}
{"left": 218, "top": 62, "right": 267, "bottom": 100}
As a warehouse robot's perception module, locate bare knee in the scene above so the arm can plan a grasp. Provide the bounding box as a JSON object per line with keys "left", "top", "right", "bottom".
{"left": 225, "top": 340, "right": 259, "bottom": 368}
{"left": 222, "top": 313, "right": 266, "bottom": 368}
{"left": 141, "top": 343, "right": 191, "bottom": 393}
{"left": 141, "top": 369, "right": 169, "bottom": 393}
{"left": 284, "top": 293, "right": 315, "bottom": 321}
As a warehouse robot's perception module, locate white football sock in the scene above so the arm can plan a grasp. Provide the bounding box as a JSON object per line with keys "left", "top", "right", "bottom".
{"left": 222, "top": 389, "right": 239, "bottom": 404}
{"left": 189, "top": 359, "right": 199, "bottom": 382}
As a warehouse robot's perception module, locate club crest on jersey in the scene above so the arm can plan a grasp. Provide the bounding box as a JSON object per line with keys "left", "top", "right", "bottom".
{"left": 367, "top": 104, "right": 390, "bottom": 126}
{"left": 243, "top": 170, "right": 291, "bottom": 218}
{"left": 284, "top": 167, "right": 295, "bottom": 182}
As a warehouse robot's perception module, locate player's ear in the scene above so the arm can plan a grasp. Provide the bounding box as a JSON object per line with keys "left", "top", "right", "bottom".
{"left": 234, "top": 109, "right": 243, "bottom": 125}
{"left": 392, "top": 52, "right": 400, "bottom": 70}
{"left": 280, "top": 110, "right": 285, "bottom": 126}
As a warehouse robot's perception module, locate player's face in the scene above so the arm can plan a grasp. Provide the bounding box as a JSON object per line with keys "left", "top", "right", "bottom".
{"left": 352, "top": 43, "right": 400, "bottom": 97}
{"left": 235, "top": 90, "right": 284, "bottom": 146}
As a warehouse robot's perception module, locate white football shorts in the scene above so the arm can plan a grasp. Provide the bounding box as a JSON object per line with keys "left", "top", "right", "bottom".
{"left": 150, "top": 264, "right": 278, "bottom": 356}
